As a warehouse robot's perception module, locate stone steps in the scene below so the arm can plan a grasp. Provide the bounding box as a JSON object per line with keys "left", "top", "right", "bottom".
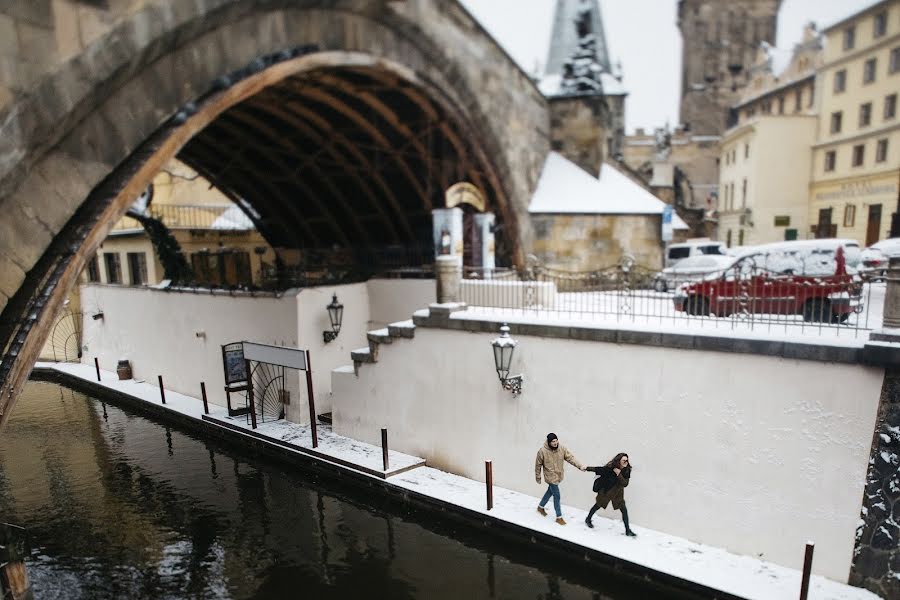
{"left": 345, "top": 319, "right": 417, "bottom": 372}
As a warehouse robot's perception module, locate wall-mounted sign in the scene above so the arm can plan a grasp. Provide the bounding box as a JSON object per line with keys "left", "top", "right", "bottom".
{"left": 222, "top": 342, "right": 247, "bottom": 385}
{"left": 445, "top": 182, "right": 487, "bottom": 212}
{"left": 814, "top": 179, "right": 898, "bottom": 202}
{"left": 774, "top": 215, "right": 790, "bottom": 227}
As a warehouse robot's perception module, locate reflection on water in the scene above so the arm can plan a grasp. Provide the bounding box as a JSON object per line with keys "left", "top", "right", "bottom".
{"left": 0, "top": 382, "right": 660, "bottom": 599}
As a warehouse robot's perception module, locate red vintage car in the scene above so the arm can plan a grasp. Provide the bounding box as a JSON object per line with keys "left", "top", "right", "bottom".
{"left": 672, "top": 247, "right": 864, "bottom": 323}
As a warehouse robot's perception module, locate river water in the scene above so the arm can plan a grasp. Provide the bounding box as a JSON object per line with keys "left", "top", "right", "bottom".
{"left": 0, "top": 382, "right": 688, "bottom": 599}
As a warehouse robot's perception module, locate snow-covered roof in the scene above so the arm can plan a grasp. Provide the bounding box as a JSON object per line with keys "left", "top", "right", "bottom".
{"left": 528, "top": 152, "right": 689, "bottom": 229}
{"left": 210, "top": 205, "right": 255, "bottom": 230}
{"left": 538, "top": 72, "right": 626, "bottom": 97}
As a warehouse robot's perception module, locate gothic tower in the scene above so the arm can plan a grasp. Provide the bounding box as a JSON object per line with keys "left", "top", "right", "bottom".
{"left": 678, "top": 0, "right": 782, "bottom": 135}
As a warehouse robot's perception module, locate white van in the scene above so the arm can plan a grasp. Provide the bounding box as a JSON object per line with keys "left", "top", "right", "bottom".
{"left": 665, "top": 239, "right": 727, "bottom": 268}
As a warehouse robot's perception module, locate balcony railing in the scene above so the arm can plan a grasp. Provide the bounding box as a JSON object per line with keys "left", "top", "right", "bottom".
{"left": 111, "top": 205, "right": 252, "bottom": 232}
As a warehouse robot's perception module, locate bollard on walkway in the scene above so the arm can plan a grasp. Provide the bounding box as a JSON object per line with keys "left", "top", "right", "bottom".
{"left": 799, "top": 541, "right": 814, "bottom": 600}
{"left": 485, "top": 460, "right": 493, "bottom": 510}
{"left": 200, "top": 382, "right": 209, "bottom": 414}
{"left": 381, "top": 428, "right": 389, "bottom": 471}
{"left": 94, "top": 357, "right": 101, "bottom": 382}
{"left": 157, "top": 375, "right": 166, "bottom": 405}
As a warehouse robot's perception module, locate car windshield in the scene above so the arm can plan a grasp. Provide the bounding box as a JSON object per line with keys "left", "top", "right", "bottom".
{"left": 668, "top": 247, "right": 691, "bottom": 259}
{"left": 699, "top": 245, "right": 725, "bottom": 255}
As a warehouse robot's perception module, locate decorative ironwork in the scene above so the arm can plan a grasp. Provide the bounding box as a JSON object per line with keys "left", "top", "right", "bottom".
{"left": 49, "top": 309, "right": 83, "bottom": 363}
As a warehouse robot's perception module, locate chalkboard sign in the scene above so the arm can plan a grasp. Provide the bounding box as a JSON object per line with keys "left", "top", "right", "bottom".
{"left": 222, "top": 342, "right": 247, "bottom": 385}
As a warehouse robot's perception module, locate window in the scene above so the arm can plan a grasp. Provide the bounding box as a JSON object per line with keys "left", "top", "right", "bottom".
{"left": 830, "top": 111, "right": 842, "bottom": 134}
{"left": 886, "top": 94, "right": 897, "bottom": 120}
{"left": 741, "top": 178, "right": 748, "bottom": 208}
{"left": 844, "top": 204, "right": 856, "bottom": 228}
{"left": 86, "top": 255, "right": 100, "bottom": 282}
{"left": 190, "top": 251, "right": 252, "bottom": 287}
{"left": 874, "top": 12, "right": 887, "bottom": 38}
{"left": 833, "top": 69, "right": 846, "bottom": 93}
{"left": 778, "top": 96, "right": 785, "bottom": 114}
{"left": 863, "top": 58, "right": 877, "bottom": 84}
{"left": 762, "top": 101, "right": 771, "bottom": 114}
{"left": 726, "top": 229, "right": 733, "bottom": 248}
{"left": 127, "top": 252, "right": 148, "bottom": 285}
{"left": 808, "top": 84, "right": 814, "bottom": 107}
{"left": 824, "top": 150, "right": 836, "bottom": 172}
{"left": 794, "top": 90, "right": 802, "bottom": 112}
{"left": 738, "top": 229, "right": 745, "bottom": 246}
{"left": 744, "top": 143, "right": 749, "bottom": 159}
{"left": 104, "top": 253, "right": 121, "bottom": 284}
{"left": 852, "top": 144, "right": 865, "bottom": 167}
{"left": 843, "top": 26, "right": 855, "bottom": 51}
{"left": 860, "top": 102, "right": 872, "bottom": 127}
{"left": 892, "top": 47, "right": 900, "bottom": 74}
{"left": 729, "top": 183, "right": 735, "bottom": 210}
{"left": 876, "top": 138, "right": 889, "bottom": 163}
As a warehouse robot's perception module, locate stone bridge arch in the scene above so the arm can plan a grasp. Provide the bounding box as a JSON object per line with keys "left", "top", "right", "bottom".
{"left": 0, "top": 0, "right": 550, "bottom": 425}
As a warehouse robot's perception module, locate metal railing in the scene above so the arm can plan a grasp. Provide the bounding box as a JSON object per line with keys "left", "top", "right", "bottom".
{"left": 112, "top": 205, "right": 249, "bottom": 231}
{"left": 461, "top": 256, "right": 879, "bottom": 339}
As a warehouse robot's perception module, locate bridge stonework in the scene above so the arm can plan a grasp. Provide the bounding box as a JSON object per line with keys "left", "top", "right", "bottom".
{"left": 0, "top": 0, "right": 552, "bottom": 424}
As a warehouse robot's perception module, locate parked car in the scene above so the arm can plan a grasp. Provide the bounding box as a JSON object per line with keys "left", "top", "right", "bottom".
{"left": 860, "top": 238, "right": 900, "bottom": 280}
{"left": 673, "top": 246, "right": 863, "bottom": 323}
{"left": 653, "top": 254, "right": 735, "bottom": 292}
{"left": 665, "top": 239, "right": 727, "bottom": 268}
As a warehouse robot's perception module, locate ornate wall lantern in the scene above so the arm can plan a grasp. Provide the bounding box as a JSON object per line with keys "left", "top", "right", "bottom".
{"left": 491, "top": 323, "right": 523, "bottom": 396}
{"left": 323, "top": 294, "right": 344, "bottom": 343}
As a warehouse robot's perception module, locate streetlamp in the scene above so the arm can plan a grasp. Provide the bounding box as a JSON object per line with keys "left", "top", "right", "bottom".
{"left": 491, "top": 323, "right": 524, "bottom": 396}
{"left": 323, "top": 294, "right": 343, "bottom": 343}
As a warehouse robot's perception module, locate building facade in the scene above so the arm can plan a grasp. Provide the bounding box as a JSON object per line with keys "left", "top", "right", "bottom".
{"left": 717, "top": 25, "right": 821, "bottom": 246}
{"left": 809, "top": 0, "right": 900, "bottom": 246}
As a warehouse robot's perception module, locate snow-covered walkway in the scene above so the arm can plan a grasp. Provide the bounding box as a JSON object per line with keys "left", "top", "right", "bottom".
{"left": 32, "top": 361, "right": 882, "bottom": 600}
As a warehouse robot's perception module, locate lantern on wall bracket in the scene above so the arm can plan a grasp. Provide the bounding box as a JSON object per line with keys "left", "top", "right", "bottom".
{"left": 491, "top": 323, "right": 524, "bottom": 396}
{"left": 323, "top": 294, "right": 344, "bottom": 343}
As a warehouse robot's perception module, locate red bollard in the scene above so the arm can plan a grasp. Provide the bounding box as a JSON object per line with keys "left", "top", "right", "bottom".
{"left": 799, "top": 542, "right": 814, "bottom": 600}
{"left": 200, "top": 382, "right": 209, "bottom": 414}
{"left": 381, "top": 428, "right": 389, "bottom": 471}
{"left": 485, "top": 460, "right": 493, "bottom": 510}
{"left": 158, "top": 375, "right": 166, "bottom": 404}
{"left": 94, "top": 357, "right": 101, "bottom": 382}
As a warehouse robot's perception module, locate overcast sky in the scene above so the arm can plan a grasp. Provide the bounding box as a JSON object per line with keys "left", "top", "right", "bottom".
{"left": 460, "top": 0, "right": 878, "bottom": 133}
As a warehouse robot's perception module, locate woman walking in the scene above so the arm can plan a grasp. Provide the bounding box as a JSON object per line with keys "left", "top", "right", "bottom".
{"left": 584, "top": 453, "right": 636, "bottom": 536}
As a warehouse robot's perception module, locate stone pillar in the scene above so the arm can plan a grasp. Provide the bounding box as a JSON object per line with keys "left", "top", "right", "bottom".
{"left": 883, "top": 257, "right": 900, "bottom": 329}
{"left": 435, "top": 255, "right": 462, "bottom": 304}
{"left": 473, "top": 212, "right": 496, "bottom": 272}
{"left": 849, "top": 368, "right": 900, "bottom": 599}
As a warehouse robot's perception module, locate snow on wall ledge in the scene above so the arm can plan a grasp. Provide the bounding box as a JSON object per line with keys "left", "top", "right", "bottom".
{"left": 331, "top": 312, "right": 884, "bottom": 583}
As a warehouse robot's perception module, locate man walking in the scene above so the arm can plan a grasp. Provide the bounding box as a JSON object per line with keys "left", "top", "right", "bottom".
{"left": 535, "top": 433, "right": 585, "bottom": 525}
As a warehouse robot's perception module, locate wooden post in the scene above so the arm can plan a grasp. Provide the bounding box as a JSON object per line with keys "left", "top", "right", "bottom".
{"left": 305, "top": 350, "right": 318, "bottom": 448}
{"left": 157, "top": 375, "right": 166, "bottom": 404}
{"left": 94, "top": 357, "right": 101, "bottom": 381}
{"left": 485, "top": 460, "right": 493, "bottom": 510}
{"left": 799, "top": 542, "right": 814, "bottom": 600}
{"left": 246, "top": 359, "right": 257, "bottom": 429}
{"left": 200, "top": 382, "right": 209, "bottom": 414}
{"left": 381, "top": 428, "right": 389, "bottom": 471}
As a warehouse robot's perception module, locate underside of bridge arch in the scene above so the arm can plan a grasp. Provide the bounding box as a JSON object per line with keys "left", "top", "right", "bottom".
{"left": 178, "top": 65, "right": 509, "bottom": 267}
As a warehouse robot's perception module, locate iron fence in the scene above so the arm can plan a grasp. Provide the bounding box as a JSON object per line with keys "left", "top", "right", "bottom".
{"left": 461, "top": 256, "right": 879, "bottom": 339}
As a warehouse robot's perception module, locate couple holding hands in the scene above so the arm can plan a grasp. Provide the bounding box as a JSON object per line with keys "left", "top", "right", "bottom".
{"left": 534, "top": 432, "right": 635, "bottom": 536}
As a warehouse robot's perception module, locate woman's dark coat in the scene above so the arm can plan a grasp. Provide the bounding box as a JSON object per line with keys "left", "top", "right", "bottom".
{"left": 587, "top": 465, "right": 630, "bottom": 510}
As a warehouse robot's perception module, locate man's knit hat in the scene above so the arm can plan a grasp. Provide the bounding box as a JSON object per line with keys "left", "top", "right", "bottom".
{"left": 546, "top": 432, "right": 558, "bottom": 443}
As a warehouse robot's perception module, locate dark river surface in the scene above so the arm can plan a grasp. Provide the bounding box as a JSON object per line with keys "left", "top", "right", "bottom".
{"left": 0, "top": 381, "right": 690, "bottom": 600}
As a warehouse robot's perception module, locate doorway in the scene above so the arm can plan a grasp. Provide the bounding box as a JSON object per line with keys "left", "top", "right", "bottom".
{"left": 866, "top": 204, "right": 882, "bottom": 246}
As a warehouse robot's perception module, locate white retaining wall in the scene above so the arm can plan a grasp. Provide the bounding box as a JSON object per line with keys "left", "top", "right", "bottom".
{"left": 331, "top": 323, "right": 883, "bottom": 582}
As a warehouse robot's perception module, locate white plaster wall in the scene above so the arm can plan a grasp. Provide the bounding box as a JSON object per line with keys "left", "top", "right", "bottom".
{"left": 365, "top": 279, "right": 434, "bottom": 329}
{"left": 296, "top": 283, "right": 370, "bottom": 416}
{"left": 80, "top": 285, "right": 303, "bottom": 417}
{"left": 331, "top": 324, "right": 883, "bottom": 582}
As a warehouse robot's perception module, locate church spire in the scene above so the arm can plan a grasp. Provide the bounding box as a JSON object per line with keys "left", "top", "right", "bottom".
{"left": 545, "top": 0, "right": 612, "bottom": 77}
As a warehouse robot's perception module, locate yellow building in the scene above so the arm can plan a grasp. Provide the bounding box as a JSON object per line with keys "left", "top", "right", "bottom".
{"left": 810, "top": 0, "right": 900, "bottom": 247}
{"left": 718, "top": 25, "right": 821, "bottom": 247}
{"left": 85, "top": 160, "right": 275, "bottom": 288}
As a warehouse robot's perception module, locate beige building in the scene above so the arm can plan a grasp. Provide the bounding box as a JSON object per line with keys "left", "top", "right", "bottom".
{"left": 717, "top": 25, "right": 821, "bottom": 246}
{"left": 86, "top": 160, "right": 275, "bottom": 288}
{"left": 810, "top": 0, "right": 900, "bottom": 246}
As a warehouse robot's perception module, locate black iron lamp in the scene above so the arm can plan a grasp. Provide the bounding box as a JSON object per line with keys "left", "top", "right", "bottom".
{"left": 491, "top": 323, "right": 523, "bottom": 396}
{"left": 323, "top": 294, "right": 343, "bottom": 343}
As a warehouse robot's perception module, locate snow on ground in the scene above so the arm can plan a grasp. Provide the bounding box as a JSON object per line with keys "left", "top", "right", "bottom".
{"left": 33, "top": 362, "right": 881, "bottom": 600}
